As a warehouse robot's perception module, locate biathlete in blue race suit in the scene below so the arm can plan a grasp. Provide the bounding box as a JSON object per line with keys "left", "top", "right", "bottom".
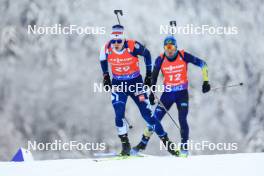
{"left": 133, "top": 36, "right": 211, "bottom": 157}
{"left": 99, "top": 25, "right": 180, "bottom": 156}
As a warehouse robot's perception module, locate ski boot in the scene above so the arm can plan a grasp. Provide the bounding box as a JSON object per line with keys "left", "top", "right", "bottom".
{"left": 179, "top": 150, "right": 189, "bottom": 158}
{"left": 131, "top": 135, "right": 147, "bottom": 155}
{"left": 133, "top": 135, "right": 149, "bottom": 152}
{"left": 119, "top": 134, "right": 131, "bottom": 156}
{"left": 179, "top": 143, "right": 189, "bottom": 158}
{"left": 132, "top": 127, "right": 154, "bottom": 154}
{"left": 160, "top": 135, "right": 180, "bottom": 156}
{"left": 133, "top": 141, "right": 147, "bottom": 152}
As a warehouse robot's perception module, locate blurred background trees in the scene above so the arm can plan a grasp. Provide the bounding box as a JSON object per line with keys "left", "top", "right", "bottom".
{"left": 0, "top": 0, "right": 263, "bottom": 160}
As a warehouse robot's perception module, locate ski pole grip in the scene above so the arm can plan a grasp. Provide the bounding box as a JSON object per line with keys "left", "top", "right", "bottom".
{"left": 114, "top": 10, "right": 123, "bottom": 16}
{"left": 169, "top": 20, "right": 177, "bottom": 27}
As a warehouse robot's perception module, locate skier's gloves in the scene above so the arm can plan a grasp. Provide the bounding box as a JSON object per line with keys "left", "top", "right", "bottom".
{"left": 103, "top": 73, "right": 112, "bottom": 91}
{"left": 202, "top": 81, "right": 211, "bottom": 93}
{"left": 144, "top": 72, "right": 152, "bottom": 87}
{"left": 149, "top": 92, "right": 155, "bottom": 105}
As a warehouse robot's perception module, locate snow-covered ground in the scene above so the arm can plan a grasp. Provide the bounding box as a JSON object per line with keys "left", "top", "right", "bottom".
{"left": 0, "top": 153, "right": 263, "bottom": 176}
{"left": 0, "top": 0, "right": 264, "bottom": 160}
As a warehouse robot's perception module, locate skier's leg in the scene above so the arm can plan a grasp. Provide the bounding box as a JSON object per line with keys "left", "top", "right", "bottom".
{"left": 132, "top": 92, "right": 176, "bottom": 153}
{"left": 111, "top": 91, "right": 130, "bottom": 155}
{"left": 154, "top": 92, "right": 175, "bottom": 122}
{"left": 175, "top": 90, "right": 189, "bottom": 156}
{"left": 129, "top": 91, "right": 155, "bottom": 127}
{"left": 132, "top": 91, "right": 178, "bottom": 155}
{"left": 112, "top": 91, "right": 128, "bottom": 133}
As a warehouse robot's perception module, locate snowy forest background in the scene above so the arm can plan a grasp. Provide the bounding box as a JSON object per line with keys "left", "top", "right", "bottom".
{"left": 0, "top": 0, "right": 263, "bottom": 160}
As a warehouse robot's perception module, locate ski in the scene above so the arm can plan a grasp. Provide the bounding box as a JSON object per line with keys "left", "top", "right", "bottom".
{"left": 93, "top": 155, "right": 144, "bottom": 162}
{"left": 93, "top": 151, "right": 146, "bottom": 162}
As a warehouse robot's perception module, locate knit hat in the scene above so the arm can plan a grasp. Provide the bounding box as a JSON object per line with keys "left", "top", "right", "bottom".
{"left": 111, "top": 24, "right": 125, "bottom": 39}
{"left": 164, "top": 35, "right": 177, "bottom": 47}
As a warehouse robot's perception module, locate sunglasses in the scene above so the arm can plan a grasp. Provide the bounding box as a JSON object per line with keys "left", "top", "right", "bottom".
{"left": 111, "top": 39, "right": 123, "bottom": 44}
{"left": 164, "top": 44, "right": 176, "bottom": 51}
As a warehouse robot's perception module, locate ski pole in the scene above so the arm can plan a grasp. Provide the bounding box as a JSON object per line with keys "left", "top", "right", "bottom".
{"left": 123, "top": 107, "right": 133, "bottom": 129}
{"left": 152, "top": 92, "right": 181, "bottom": 131}
{"left": 114, "top": 10, "right": 123, "bottom": 25}
{"left": 125, "top": 117, "right": 133, "bottom": 129}
{"left": 211, "top": 82, "right": 244, "bottom": 91}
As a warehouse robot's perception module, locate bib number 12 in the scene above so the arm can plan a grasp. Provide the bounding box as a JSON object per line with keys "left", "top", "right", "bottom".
{"left": 169, "top": 74, "right": 181, "bottom": 81}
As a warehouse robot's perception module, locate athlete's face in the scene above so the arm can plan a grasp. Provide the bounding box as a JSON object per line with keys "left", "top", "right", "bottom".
{"left": 111, "top": 39, "right": 124, "bottom": 51}
{"left": 164, "top": 44, "right": 177, "bottom": 57}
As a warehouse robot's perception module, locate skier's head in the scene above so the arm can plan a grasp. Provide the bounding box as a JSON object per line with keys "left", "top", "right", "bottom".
{"left": 164, "top": 36, "right": 178, "bottom": 60}
{"left": 111, "top": 24, "right": 125, "bottom": 51}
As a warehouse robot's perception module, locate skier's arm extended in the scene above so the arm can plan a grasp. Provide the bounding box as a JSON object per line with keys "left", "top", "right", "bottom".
{"left": 152, "top": 56, "right": 163, "bottom": 86}
{"left": 148, "top": 56, "right": 162, "bottom": 105}
{"left": 183, "top": 52, "right": 209, "bottom": 81}
{"left": 183, "top": 52, "right": 210, "bottom": 93}
{"left": 99, "top": 45, "right": 109, "bottom": 75}
{"left": 99, "top": 45, "right": 111, "bottom": 90}
{"left": 132, "top": 41, "right": 152, "bottom": 79}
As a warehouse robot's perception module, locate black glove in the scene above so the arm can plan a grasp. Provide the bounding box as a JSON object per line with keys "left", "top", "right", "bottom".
{"left": 149, "top": 92, "right": 155, "bottom": 105}
{"left": 202, "top": 81, "right": 211, "bottom": 93}
{"left": 144, "top": 72, "right": 152, "bottom": 87}
{"left": 103, "top": 73, "right": 112, "bottom": 91}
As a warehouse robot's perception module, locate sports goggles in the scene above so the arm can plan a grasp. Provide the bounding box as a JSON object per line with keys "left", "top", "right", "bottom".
{"left": 111, "top": 39, "right": 123, "bottom": 44}
{"left": 164, "top": 44, "right": 176, "bottom": 51}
